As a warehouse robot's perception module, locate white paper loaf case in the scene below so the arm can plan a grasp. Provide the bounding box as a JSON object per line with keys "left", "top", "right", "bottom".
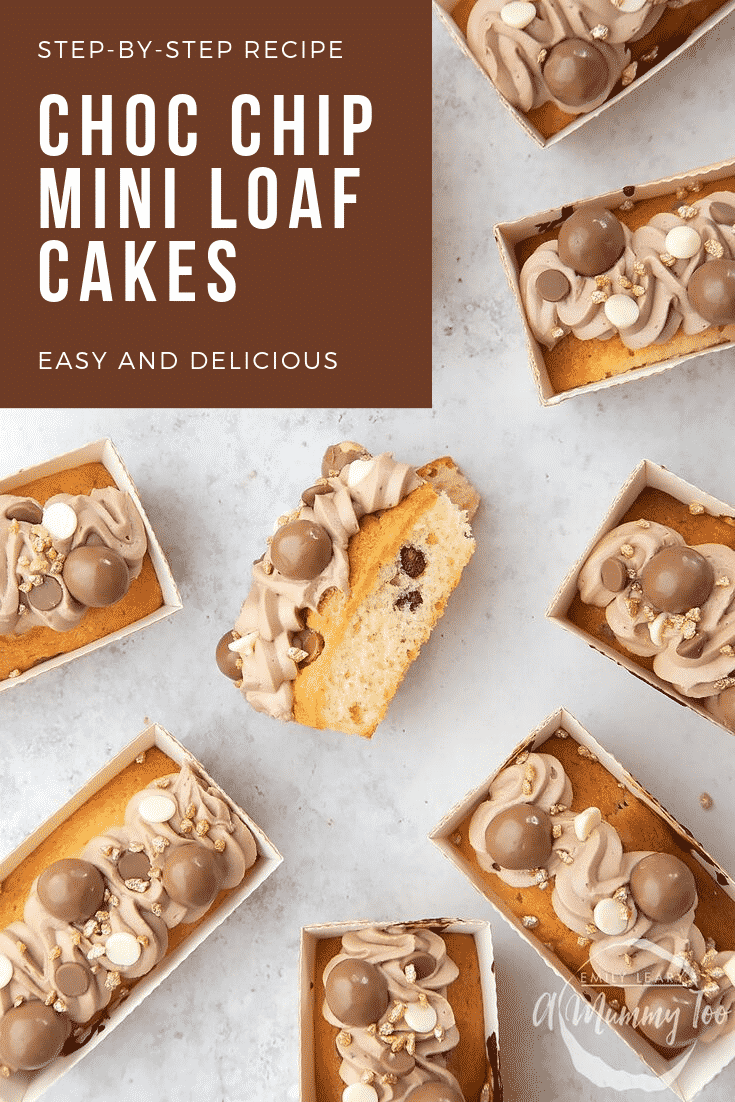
{"left": 0, "top": 723, "right": 282, "bottom": 1101}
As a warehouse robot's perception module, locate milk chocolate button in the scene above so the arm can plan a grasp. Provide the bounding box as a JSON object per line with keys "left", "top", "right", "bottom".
{"left": 535, "top": 269, "right": 571, "bottom": 302}
{"left": 676, "top": 631, "right": 708, "bottom": 659}
{"left": 687, "top": 259, "right": 735, "bottom": 325}
{"left": 117, "top": 849, "right": 151, "bottom": 881}
{"left": 557, "top": 205, "right": 626, "bottom": 277}
{"left": 270, "top": 519, "right": 332, "bottom": 581}
{"left": 543, "top": 39, "right": 610, "bottom": 110}
{"left": 321, "top": 442, "right": 370, "bottom": 478}
{"left": 55, "top": 961, "right": 90, "bottom": 998}
{"left": 401, "top": 951, "right": 436, "bottom": 980}
{"left": 4, "top": 500, "right": 43, "bottom": 524}
{"left": 300, "top": 483, "right": 331, "bottom": 508}
{"left": 62, "top": 545, "right": 130, "bottom": 607}
{"left": 162, "top": 845, "right": 223, "bottom": 910}
{"left": 290, "top": 628, "right": 324, "bottom": 667}
{"left": 640, "top": 546, "right": 714, "bottom": 613}
{"left": 216, "top": 631, "right": 242, "bottom": 680}
{"left": 0, "top": 1001, "right": 69, "bottom": 1070}
{"left": 630, "top": 853, "right": 697, "bottom": 924}
{"left": 27, "top": 576, "right": 63, "bottom": 611}
{"left": 37, "top": 859, "right": 106, "bottom": 924}
{"left": 709, "top": 201, "right": 735, "bottom": 225}
{"left": 601, "top": 557, "right": 628, "bottom": 592}
{"left": 484, "top": 805, "right": 553, "bottom": 870}
{"left": 636, "top": 986, "right": 702, "bottom": 1049}
{"left": 324, "top": 958, "right": 389, "bottom": 1027}
{"left": 405, "top": 1085, "right": 465, "bottom": 1102}
{"left": 383, "top": 1048, "right": 416, "bottom": 1076}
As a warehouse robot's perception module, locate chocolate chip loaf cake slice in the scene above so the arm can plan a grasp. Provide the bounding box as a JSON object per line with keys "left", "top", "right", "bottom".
{"left": 218, "top": 445, "right": 478, "bottom": 738}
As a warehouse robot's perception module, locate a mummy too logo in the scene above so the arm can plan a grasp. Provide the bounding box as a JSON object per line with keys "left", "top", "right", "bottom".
{"left": 532, "top": 936, "right": 731, "bottom": 1092}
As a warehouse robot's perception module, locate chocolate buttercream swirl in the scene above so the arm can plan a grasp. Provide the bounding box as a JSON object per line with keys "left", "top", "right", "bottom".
{"left": 520, "top": 190, "right": 735, "bottom": 352}
{"left": 520, "top": 229, "right": 636, "bottom": 348}
{"left": 466, "top": 0, "right": 643, "bottom": 113}
{"left": 322, "top": 925, "right": 464, "bottom": 1100}
{"left": 0, "top": 487, "right": 147, "bottom": 635}
{"left": 578, "top": 521, "right": 735, "bottom": 726}
{"left": 468, "top": 748, "right": 735, "bottom": 1049}
{"left": 0, "top": 763, "right": 257, "bottom": 1076}
{"left": 468, "top": 752, "right": 573, "bottom": 886}
{"left": 228, "top": 446, "right": 422, "bottom": 720}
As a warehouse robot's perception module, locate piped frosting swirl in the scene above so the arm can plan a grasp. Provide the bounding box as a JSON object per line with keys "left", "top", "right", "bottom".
{"left": 520, "top": 191, "right": 735, "bottom": 352}
{"left": 469, "top": 747, "right": 735, "bottom": 1049}
{"left": 222, "top": 445, "right": 422, "bottom": 720}
{"left": 322, "top": 925, "right": 465, "bottom": 1100}
{"left": 0, "top": 488, "right": 147, "bottom": 635}
{"left": 578, "top": 519, "right": 735, "bottom": 727}
{"left": 0, "top": 763, "right": 256, "bottom": 1077}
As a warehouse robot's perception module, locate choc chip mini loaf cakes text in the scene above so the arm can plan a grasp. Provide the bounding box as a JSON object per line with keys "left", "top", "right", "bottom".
{"left": 218, "top": 443, "right": 478, "bottom": 737}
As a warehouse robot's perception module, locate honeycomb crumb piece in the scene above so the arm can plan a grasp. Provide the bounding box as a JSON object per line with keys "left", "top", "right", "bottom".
{"left": 699, "top": 792, "right": 713, "bottom": 810}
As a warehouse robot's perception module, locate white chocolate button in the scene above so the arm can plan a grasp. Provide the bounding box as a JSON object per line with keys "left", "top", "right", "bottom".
{"left": 664, "top": 225, "right": 701, "bottom": 260}
{"left": 500, "top": 1, "right": 536, "bottom": 28}
{"left": 594, "top": 897, "right": 630, "bottom": 936}
{"left": 604, "top": 294, "right": 640, "bottom": 330}
{"left": 228, "top": 631, "right": 258, "bottom": 657}
{"left": 41, "top": 502, "right": 77, "bottom": 540}
{"left": 104, "top": 932, "right": 142, "bottom": 967}
{"left": 403, "top": 1000, "right": 438, "bottom": 1033}
{"left": 0, "top": 954, "right": 13, "bottom": 989}
{"left": 342, "top": 1086, "right": 378, "bottom": 1102}
{"left": 574, "top": 806, "right": 602, "bottom": 841}
{"left": 346, "top": 458, "right": 375, "bottom": 488}
{"left": 722, "top": 953, "right": 735, "bottom": 988}
{"left": 138, "top": 794, "right": 177, "bottom": 824}
{"left": 648, "top": 611, "right": 670, "bottom": 647}
{"left": 616, "top": 0, "right": 648, "bottom": 10}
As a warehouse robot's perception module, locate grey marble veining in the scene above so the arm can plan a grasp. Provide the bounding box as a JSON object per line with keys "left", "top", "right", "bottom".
{"left": 0, "top": 10, "right": 733, "bottom": 1099}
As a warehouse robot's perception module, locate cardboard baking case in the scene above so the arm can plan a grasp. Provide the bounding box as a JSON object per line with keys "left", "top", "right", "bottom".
{"left": 0, "top": 438, "right": 182, "bottom": 691}
{"left": 0, "top": 723, "right": 283, "bottom": 1102}
{"left": 432, "top": 1, "right": 735, "bottom": 148}
{"left": 429, "top": 708, "right": 735, "bottom": 1100}
{"left": 547, "top": 460, "right": 735, "bottom": 734}
{"left": 299, "top": 917, "right": 501, "bottom": 1101}
{"left": 493, "top": 158, "right": 735, "bottom": 405}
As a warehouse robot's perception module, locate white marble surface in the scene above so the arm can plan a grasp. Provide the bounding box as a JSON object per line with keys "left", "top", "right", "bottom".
{"left": 0, "top": 10, "right": 734, "bottom": 1100}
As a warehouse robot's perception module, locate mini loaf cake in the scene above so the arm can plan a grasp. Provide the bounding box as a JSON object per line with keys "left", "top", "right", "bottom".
{"left": 315, "top": 924, "right": 496, "bottom": 1101}
{"left": 0, "top": 461, "right": 163, "bottom": 681}
{"left": 217, "top": 443, "right": 478, "bottom": 738}
{"left": 450, "top": 0, "right": 729, "bottom": 138}
{"left": 517, "top": 184, "right": 735, "bottom": 392}
{"left": 0, "top": 749, "right": 257, "bottom": 1082}
{"left": 462, "top": 730, "right": 735, "bottom": 1056}
{"left": 570, "top": 486, "right": 735, "bottom": 731}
